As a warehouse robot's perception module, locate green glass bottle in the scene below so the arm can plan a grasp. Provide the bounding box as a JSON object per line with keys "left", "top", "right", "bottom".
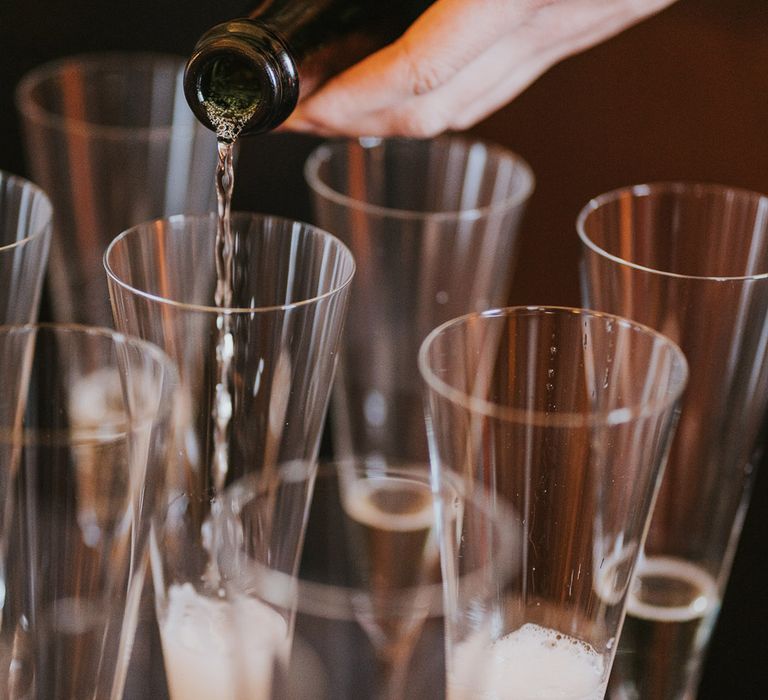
{"left": 184, "top": 0, "right": 433, "bottom": 139}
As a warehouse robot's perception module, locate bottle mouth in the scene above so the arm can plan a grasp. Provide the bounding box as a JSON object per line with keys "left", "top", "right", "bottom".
{"left": 184, "top": 21, "right": 299, "bottom": 137}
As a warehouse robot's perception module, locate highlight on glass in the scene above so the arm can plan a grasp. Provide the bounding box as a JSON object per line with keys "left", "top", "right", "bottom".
{"left": 0, "top": 169, "right": 52, "bottom": 324}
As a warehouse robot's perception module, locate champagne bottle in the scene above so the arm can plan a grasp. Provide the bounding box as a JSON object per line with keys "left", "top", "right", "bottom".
{"left": 184, "top": 0, "right": 433, "bottom": 139}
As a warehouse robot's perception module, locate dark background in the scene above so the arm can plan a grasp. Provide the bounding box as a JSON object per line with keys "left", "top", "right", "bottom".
{"left": 1, "top": 0, "right": 766, "bottom": 696}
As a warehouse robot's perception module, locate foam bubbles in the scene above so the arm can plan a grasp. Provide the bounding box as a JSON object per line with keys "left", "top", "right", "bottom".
{"left": 451, "top": 623, "right": 607, "bottom": 700}
{"left": 160, "top": 583, "right": 287, "bottom": 700}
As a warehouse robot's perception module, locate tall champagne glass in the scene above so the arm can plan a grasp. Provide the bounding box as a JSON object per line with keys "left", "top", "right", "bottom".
{"left": 304, "top": 136, "right": 533, "bottom": 694}
{"left": 419, "top": 306, "right": 688, "bottom": 699}
{"left": 0, "top": 324, "right": 178, "bottom": 699}
{"left": 16, "top": 53, "right": 217, "bottom": 327}
{"left": 578, "top": 182, "right": 768, "bottom": 699}
{"left": 105, "top": 212, "right": 354, "bottom": 699}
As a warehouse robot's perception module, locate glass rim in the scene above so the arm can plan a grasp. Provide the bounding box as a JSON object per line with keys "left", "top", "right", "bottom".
{"left": 0, "top": 322, "right": 179, "bottom": 442}
{"left": 219, "top": 461, "right": 516, "bottom": 621}
{"left": 0, "top": 171, "right": 53, "bottom": 251}
{"left": 303, "top": 135, "right": 535, "bottom": 222}
{"left": 104, "top": 212, "right": 356, "bottom": 314}
{"left": 576, "top": 181, "right": 768, "bottom": 282}
{"left": 418, "top": 305, "right": 689, "bottom": 428}
{"left": 14, "top": 51, "right": 202, "bottom": 141}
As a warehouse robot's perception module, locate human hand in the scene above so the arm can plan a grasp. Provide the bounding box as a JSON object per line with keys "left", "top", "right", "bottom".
{"left": 283, "top": 0, "right": 677, "bottom": 137}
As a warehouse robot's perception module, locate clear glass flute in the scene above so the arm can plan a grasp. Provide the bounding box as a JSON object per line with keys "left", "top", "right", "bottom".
{"left": 419, "top": 306, "right": 688, "bottom": 699}
{"left": 0, "top": 324, "right": 178, "bottom": 699}
{"left": 304, "top": 135, "right": 534, "bottom": 468}
{"left": 15, "top": 53, "right": 217, "bottom": 327}
{"left": 0, "top": 169, "right": 52, "bottom": 323}
{"left": 577, "top": 182, "right": 768, "bottom": 699}
{"left": 105, "top": 212, "right": 355, "bottom": 699}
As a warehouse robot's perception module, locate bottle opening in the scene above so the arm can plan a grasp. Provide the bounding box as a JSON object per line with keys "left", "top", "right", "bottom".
{"left": 198, "top": 55, "right": 263, "bottom": 141}
{"left": 199, "top": 55, "right": 262, "bottom": 121}
{"left": 184, "top": 20, "right": 300, "bottom": 137}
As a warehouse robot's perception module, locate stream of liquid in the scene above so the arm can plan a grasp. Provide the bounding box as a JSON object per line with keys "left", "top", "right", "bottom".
{"left": 212, "top": 138, "right": 235, "bottom": 497}
{"left": 203, "top": 100, "right": 257, "bottom": 582}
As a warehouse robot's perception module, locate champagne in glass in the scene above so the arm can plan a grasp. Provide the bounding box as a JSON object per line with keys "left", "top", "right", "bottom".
{"left": 158, "top": 460, "right": 318, "bottom": 700}
{"left": 106, "top": 214, "right": 354, "bottom": 700}
{"left": 339, "top": 469, "right": 448, "bottom": 699}
{"left": 608, "top": 557, "right": 719, "bottom": 699}
{"left": 341, "top": 474, "right": 442, "bottom": 592}
{"left": 577, "top": 183, "right": 768, "bottom": 699}
{"left": 450, "top": 624, "right": 608, "bottom": 700}
{"left": 159, "top": 583, "right": 288, "bottom": 700}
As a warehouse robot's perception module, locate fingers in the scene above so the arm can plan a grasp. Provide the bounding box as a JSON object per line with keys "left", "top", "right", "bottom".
{"left": 284, "top": 0, "right": 679, "bottom": 137}
{"left": 284, "top": 0, "right": 519, "bottom": 128}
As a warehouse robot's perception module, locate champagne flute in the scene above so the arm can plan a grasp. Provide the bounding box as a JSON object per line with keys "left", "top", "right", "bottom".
{"left": 105, "top": 211, "right": 354, "bottom": 699}
{"left": 419, "top": 306, "right": 688, "bottom": 699}
{"left": 16, "top": 53, "right": 217, "bottom": 327}
{"left": 0, "top": 324, "right": 178, "bottom": 699}
{"left": 577, "top": 182, "right": 768, "bottom": 699}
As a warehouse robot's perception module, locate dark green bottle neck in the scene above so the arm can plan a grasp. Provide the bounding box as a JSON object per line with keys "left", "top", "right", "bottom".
{"left": 248, "top": 0, "right": 398, "bottom": 60}
{"left": 184, "top": 19, "right": 299, "bottom": 137}
{"left": 184, "top": 1, "right": 434, "bottom": 137}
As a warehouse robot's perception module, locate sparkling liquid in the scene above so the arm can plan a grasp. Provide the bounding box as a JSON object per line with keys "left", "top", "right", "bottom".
{"left": 608, "top": 556, "right": 719, "bottom": 700}
{"left": 450, "top": 623, "right": 608, "bottom": 700}
{"left": 201, "top": 102, "right": 250, "bottom": 587}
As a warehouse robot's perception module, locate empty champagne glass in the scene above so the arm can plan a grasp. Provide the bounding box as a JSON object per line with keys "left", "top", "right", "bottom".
{"left": 419, "top": 306, "right": 688, "bottom": 699}
{"left": 0, "top": 324, "right": 179, "bottom": 699}
{"left": 15, "top": 53, "right": 217, "bottom": 327}
{"left": 577, "top": 182, "right": 768, "bottom": 699}
{"left": 0, "top": 170, "right": 52, "bottom": 323}
{"left": 304, "top": 135, "right": 534, "bottom": 467}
